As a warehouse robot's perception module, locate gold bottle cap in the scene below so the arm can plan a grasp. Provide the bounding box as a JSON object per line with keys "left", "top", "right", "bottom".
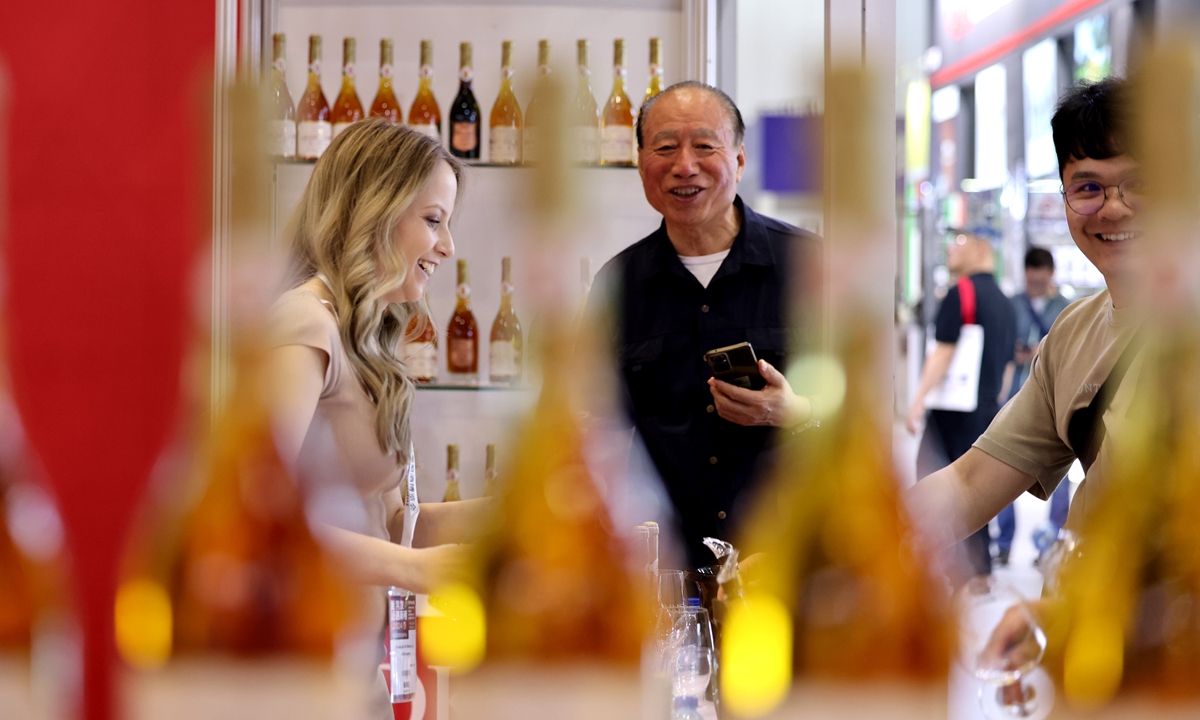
{"left": 273, "top": 33, "right": 286, "bottom": 61}
{"left": 613, "top": 38, "right": 625, "bottom": 67}
{"left": 457, "top": 258, "right": 469, "bottom": 285}
{"left": 309, "top": 35, "right": 322, "bottom": 62}
{"left": 380, "top": 38, "right": 393, "bottom": 67}
{"left": 501, "top": 40, "right": 513, "bottom": 68}
{"left": 447, "top": 444, "right": 460, "bottom": 470}
{"left": 420, "top": 39, "right": 433, "bottom": 67}
{"left": 501, "top": 257, "right": 513, "bottom": 283}
{"left": 460, "top": 42, "right": 472, "bottom": 69}
{"left": 537, "top": 39, "right": 551, "bottom": 68}
{"left": 486, "top": 443, "right": 497, "bottom": 468}
{"left": 650, "top": 37, "right": 661, "bottom": 65}
{"left": 577, "top": 39, "right": 589, "bottom": 67}
{"left": 343, "top": 37, "right": 356, "bottom": 64}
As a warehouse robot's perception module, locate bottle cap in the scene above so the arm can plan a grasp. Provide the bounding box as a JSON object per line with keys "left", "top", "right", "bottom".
{"left": 686, "top": 597, "right": 701, "bottom": 608}
{"left": 674, "top": 696, "right": 699, "bottom": 709}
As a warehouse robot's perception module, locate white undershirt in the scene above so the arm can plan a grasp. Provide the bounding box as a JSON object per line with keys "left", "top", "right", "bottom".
{"left": 678, "top": 249, "right": 730, "bottom": 288}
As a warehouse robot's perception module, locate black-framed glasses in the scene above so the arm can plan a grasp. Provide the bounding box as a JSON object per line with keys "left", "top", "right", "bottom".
{"left": 1061, "top": 177, "right": 1143, "bottom": 215}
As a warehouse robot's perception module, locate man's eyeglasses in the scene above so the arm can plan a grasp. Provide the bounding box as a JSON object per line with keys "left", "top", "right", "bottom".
{"left": 1061, "top": 178, "right": 1142, "bottom": 216}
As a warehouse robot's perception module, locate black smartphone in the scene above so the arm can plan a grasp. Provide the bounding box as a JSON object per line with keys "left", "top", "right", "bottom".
{"left": 704, "top": 342, "right": 765, "bottom": 390}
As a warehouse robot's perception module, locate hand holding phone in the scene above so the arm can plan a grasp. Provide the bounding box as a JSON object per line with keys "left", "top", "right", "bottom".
{"left": 704, "top": 342, "right": 766, "bottom": 390}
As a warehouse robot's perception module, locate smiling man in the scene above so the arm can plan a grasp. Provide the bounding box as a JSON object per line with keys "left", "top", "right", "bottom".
{"left": 588, "top": 82, "right": 821, "bottom": 568}
{"left": 906, "top": 78, "right": 1145, "bottom": 554}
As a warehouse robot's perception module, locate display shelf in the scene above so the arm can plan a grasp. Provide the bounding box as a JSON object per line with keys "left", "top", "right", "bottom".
{"left": 272, "top": 156, "right": 639, "bottom": 169}
{"left": 415, "top": 381, "right": 532, "bottom": 391}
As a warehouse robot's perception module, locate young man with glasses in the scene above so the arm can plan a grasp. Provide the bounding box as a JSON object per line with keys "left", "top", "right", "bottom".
{"left": 906, "top": 78, "right": 1143, "bottom": 559}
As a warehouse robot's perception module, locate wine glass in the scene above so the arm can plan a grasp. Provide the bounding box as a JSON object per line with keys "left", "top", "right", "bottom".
{"left": 956, "top": 576, "right": 1054, "bottom": 720}
{"left": 670, "top": 644, "right": 713, "bottom": 700}
{"left": 668, "top": 607, "right": 719, "bottom": 706}
{"left": 658, "top": 570, "right": 686, "bottom": 607}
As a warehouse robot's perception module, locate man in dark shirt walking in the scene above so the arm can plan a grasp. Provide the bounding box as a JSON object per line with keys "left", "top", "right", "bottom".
{"left": 589, "top": 81, "right": 821, "bottom": 569}
{"left": 906, "top": 228, "right": 1016, "bottom": 577}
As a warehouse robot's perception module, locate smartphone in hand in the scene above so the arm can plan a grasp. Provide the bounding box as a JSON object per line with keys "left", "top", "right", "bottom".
{"left": 704, "top": 342, "right": 766, "bottom": 390}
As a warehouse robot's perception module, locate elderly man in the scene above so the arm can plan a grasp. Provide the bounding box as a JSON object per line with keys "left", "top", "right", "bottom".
{"left": 589, "top": 81, "right": 820, "bottom": 568}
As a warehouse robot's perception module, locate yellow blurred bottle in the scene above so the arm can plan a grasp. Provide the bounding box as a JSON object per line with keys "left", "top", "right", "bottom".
{"left": 523, "top": 40, "right": 553, "bottom": 164}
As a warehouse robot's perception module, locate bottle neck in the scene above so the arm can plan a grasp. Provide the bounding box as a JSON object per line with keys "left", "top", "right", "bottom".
{"left": 577, "top": 67, "right": 592, "bottom": 93}
{"left": 611, "top": 67, "right": 627, "bottom": 95}
{"left": 499, "top": 290, "right": 513, "bottom": 312}
{"left": 341, "top": 71, "right": 356, "bottom": 91}
{"left": 456, "top": 281, "right": 472, "bottom": 310}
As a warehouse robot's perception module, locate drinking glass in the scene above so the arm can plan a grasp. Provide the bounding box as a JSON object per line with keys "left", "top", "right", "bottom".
{"left": 956, "top": 576, "right": 1054, "bottom": 720}
{"left": 671, "top": 644, "right": 713, "bottom": 700}
{"left": 668, "top": 607, "right": 719, "bottom": 705}
{"left": 658, "top": 570, "right": 686, "bottom": 607}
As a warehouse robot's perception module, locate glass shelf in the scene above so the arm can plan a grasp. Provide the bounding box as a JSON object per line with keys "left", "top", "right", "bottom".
{"left": 415, "top": 381, "right": 531, "bottom": 391}
{"left": 272, "top": 156, "right": 637, "bottom": 169}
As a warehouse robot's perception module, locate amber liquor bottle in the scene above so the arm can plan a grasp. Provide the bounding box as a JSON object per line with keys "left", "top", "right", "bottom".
{"left": 446, "top": 259, "right": 479, "bottom": 380}
{"left": 331, "top": 37, "right": 364, "bottom": 138}
{"left": 296, "top": 35, "right": 332, "bottom": 160}
{"left": 488, "top": 40, "right": 522, "bottom": 164}
{"left": 571, "top": 39, "right": 600, "bottom": 164}
{"left": 268, "top": 33, "right": 296, "bottom": 158}
{"left": 444, "top": 445, "right": 462, "bottom": 502}
{"left": 489, "top": 257, "right": 523, "bottom": 384}
{"left": 449, "top": 43, "right": 480, "bottom": 159}
{"left": 408, "top": 39, "right": 442, "bottom": 141}
{"left": 600, "top": 39, "right": 635, "bottom": 166}
{"left": 403, "top": 296, "right": 437, "bottom": 383}
{"left": 369, "top": 39, "right": 401, "bottom": 124}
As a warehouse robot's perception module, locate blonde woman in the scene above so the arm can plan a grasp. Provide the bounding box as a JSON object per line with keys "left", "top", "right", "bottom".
{"left": 269, "top": 119, "right": 485, "bottom": 595}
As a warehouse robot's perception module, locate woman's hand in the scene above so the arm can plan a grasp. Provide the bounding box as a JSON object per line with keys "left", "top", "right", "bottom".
{"left": 979, "top": 600, "right": 1048, "bottom": 674}
{"left": 407, "top": 543, "right": 472, "bottom": 595}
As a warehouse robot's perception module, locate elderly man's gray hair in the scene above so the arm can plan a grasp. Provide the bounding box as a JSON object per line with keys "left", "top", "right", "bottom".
{"left": 635, "top": 81, "right": 746, "bottom": 150}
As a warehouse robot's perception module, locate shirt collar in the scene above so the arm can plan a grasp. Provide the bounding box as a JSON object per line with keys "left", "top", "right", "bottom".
{"left": 633, "top": 196, "right": 776, "bottom": 282}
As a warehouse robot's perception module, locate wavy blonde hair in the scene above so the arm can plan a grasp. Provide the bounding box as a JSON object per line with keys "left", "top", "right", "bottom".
{"left": 284, "top": 119, "right": 462, "bottom": 461}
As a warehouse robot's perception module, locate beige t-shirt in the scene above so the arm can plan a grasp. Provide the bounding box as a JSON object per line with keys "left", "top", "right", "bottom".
{"left": 974, "top": 289, "right": 1139, "bottom": 529}
{"left": 268, "top": 286, "right": 406, "bottom": 543}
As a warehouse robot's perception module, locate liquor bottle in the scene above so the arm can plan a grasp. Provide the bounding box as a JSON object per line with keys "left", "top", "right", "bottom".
{"left": 369, "top": 39, "right": 401, "bottom": 124}
{"left": 296, "top": 35, "right": 333, "bottom": 160}
{"left": 268, "top": 33, "right": 296, "bottom": 158}
{"left": 644, "top": 37, "right": 664, "bottom": 103}
{"left": 571, "top": 40, "right": 600, "bottom": 164}
{"left": 482, "top": 443, "right": 499, "bottom": 497}
{"left": 449, "top": 43, "right": 480, "bottom": 159}
{"left": 488, "top": 40, "right": 522, "bottom": 164}
{"left": 408, "top": 39, "right": 441, "bottom": 141}
{"left": 446, "top": 259, "right": 479, "bottom": 379}
{"left": 523, "top": 40, "right": 553, "bottom": 164}
{"left": 600, "top": 39, "right": 635, "bottom": 166}
{"left": 402, "top": 297, "right": 437, "bottom": 383}
{"left": 331, "top": 37, "right": 364, "bottom": 138}
{"left": 489, "top": 257, "right": 523, "bottom": 384}
{"left": 443, "top": 445, "right": 462, "bottom": 502}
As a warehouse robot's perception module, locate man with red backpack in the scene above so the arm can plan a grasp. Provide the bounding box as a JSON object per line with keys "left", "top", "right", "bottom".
{"left": 906, "top": 226, "right": 1017, "bottom": 578}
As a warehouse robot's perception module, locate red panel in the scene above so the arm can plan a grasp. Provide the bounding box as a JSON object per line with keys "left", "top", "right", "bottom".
{"left": 0, "top": 1, "right": 214, "bottom": 719}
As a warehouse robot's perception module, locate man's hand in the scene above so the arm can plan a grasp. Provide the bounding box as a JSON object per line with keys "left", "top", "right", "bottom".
{"left": 978, "top": 599, "right": 1050, "bottom": 675}
{"left": 708, "top": 359, "right": 809, "bottom": 427}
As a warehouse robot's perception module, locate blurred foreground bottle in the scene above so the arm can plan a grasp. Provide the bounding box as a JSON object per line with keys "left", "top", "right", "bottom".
{"left": 296, "top": 35, "right": 332, "bottom": 160}
{"left": 369, "top": 38, "right": 402, "bottom": 124}
{"left": 1045, "top": 39, "right": 1200, "bottom": 717}
{"left": 523, "top": 40, "right": 553, "bottom": 163}
{"left": 408, "top": 39, "right": 441, "bottom": 141}
{"left": 446, "top": 72, "right": 654, "bottom": 720}
{"left": 116, "top": 82, "right": 373, "bottom": 720}
{"left": 331, "top": 37, "right": 364, "bottom": 138}
{"left": 724, "top": 68, "right": 949, "bottom": 718}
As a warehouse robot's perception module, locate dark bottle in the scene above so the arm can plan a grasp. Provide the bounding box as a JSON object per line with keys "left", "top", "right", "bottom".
{"left": 449, "top": 42, "right": 481, "bottom": 159}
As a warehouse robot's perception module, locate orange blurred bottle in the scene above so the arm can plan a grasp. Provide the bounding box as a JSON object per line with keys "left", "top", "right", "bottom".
{"left": 296, "top": 35, "right": 332, "bottom": 160}
{"left": 268, "top": 33, "right": 296, "bottom": 158}
{"left": 331, "top": 37, "right": 364, "bottom": 138}
{"left": 488, "top": 40, "right": 522, "bottom": 164}
{"left": 446, "top": 259, "right": 479, "bottom": 380}
{"left": 369, "top": 39, "right": 401, "bottom": 124}
{"left": 408, "top": 39, "right": 441, "bottom": 142}
{"left": 599, "top": 39, "right": 635, "bottom": 166}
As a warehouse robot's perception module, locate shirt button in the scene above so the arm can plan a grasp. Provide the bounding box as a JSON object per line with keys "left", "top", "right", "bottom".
{"left": 709, "top": 456, "right": 718, "bottom": 465}
{"left": 701, "top": 304, "right": 710, "bottom": 313}
{"left": 706, "top": 404, "right": 715, "bottom": 413}
{"left": 717, "top": 510, "right": 727, "bottom": 520}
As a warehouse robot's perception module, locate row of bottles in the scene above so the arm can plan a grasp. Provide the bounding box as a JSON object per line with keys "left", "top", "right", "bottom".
{"left": 439, "top": 443, "right": 501, "bottom": 501}
{"left": 270, "top": 34, "right": 664, "bottom": 165}
{"left": 403, "top": 257, "right": 523, "bottom": 385}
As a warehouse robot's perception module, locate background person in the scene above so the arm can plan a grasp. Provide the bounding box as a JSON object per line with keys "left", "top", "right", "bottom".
{"left": 589, "top": 82, "right": 821, "bottom": 569}
{"left": 906, "top": 228, "right": 1016, "bottom": 578}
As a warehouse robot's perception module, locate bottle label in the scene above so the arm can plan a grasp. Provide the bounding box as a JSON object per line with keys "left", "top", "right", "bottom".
{"left": 342, "top": 62, "right": 355, "bottom": 78}
{"left": 613, "top": 64, "right": 627, "bottom": 79}
{"left": 404, "top": 341, "right": 437, "bottom": 381}
{"left": 410, "top": 123, "right": 440, "bottom": 141}
{"left": 578, "top": 65, "right": 591, "bottom": 78}
{"left": 489, "top": 127, "right": 521, "bottom": 164}
{"left": 456, "top": 283, "right": 471, "bottom": 300}
{"left": 489, "top": 341, "right": 518, "bottom": 380}
{"left": 420, "top": 64, "right": 434, "bottom": 80}
{"left": 651, "top": 64, "right": 663, "bottom": 78}
{"left": 270, "top": 119, "right": 297, "bottom": 158}
{"left": 332, "top": 121, "right": 354, "bottom": 138}
{"left": 600, "top": 126, "right": 634, "bottom": 164}
{"left": 501, "top": 66, "right": 514, "bottom": 81}
{"left": 448, "top": 337, "right": 476, "bottom": 372}
{"left": 572, "top": 126, "right": 599, "bottom": 163}
{"left": 459, "top": 66, "right": 473, "bottom": 83}
{"left": 308, "top": 60, "right": 322, "bottom": 76}
{"left": 538, "top": 64, "right": 552, "bottom": 77}
{"left": 273, "top": 58, "right": 287, "bottom": 75}
{"left": 380, "top": 63, "right": 394, "bottom": 79}
{"left": 297, "top": 121, "right": 333, "bottom": 158}
{"left": 388, "top": 590, "right": 418, "bottom": 703}
{"left": 451, "top": 121, "right": 478, "bottom": 152}
{"left": 446, "top": 469, "right": 460, "bottom": 483}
